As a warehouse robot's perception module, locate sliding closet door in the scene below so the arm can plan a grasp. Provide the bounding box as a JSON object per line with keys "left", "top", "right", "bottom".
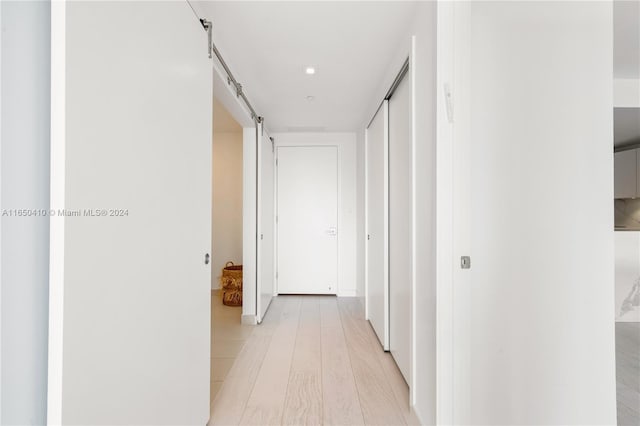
{"left": 257, "top": 124, "right": 275, "bottom": 322}
{"left": 48, "top": 2, "right": 212, "bottom": 424}
{"left": 366, "top": 102, "right": 389, "bottom": 349}
{"left": 388, "top": 72, "right": 411, "bottom": 383}
{"left": 450, "top": 3, "right": 615, "bottom": 424}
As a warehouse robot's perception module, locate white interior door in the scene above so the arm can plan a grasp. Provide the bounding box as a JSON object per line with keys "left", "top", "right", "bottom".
{"left": 48, "top": 2, "right": 212, "bottom": 424}
{"left": 388, "top": 72, "right": 411, "bottom": 383}
{"left": 366, "top": 103, "right": 390, "bottom": 349}
{"left": 257, "top": 124, "right": 275, "bottom": 322}
{"left": 277, "top": 146, "right": 338, "bottom": 294}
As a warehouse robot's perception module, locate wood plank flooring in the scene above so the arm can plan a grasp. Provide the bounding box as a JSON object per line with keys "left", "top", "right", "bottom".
{"left": 211, "top": 294, "right": 640, "bottom": 426}
{"left": 617, "top": 322, "right": 640, "bottom": 426}
{"left": 209, "top": 294, "right": 411, "bottom": 426}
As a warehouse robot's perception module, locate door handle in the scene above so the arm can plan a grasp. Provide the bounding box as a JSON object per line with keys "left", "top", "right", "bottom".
{"left": 326, "top": 227, "right": 337, "bottom": 236}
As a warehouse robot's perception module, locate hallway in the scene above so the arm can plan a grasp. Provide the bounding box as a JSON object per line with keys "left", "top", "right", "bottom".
{"left": 1, "top": 1, "right": 628, "bottom": 424}
{"left": 209, "top": 295, "right": 415, "bottom": 425}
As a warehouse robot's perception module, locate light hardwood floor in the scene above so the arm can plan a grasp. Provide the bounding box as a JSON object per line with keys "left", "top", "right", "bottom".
{"left": 617, "top": 322, "right": 640, "bottom": 426}
{"left": 209, "top": 293, "right": 415, "bottom": 426}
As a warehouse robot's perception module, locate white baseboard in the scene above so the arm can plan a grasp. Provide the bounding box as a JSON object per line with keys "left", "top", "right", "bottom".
{"left": 357, "top": 296, "right": 366, "bottom": 315}
{"left": 411, "top": 404, "right": 424, "bottom": 426}
{"left": 241, "top": 314, "right": 257, "bottom": 325}
{"left": 338, "top": 290, "right": 357, "bottom": 297}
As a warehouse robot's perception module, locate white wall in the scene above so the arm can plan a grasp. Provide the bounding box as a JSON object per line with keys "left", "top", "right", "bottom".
{"left": 1, "top": 1, "right": 51, "bottom": 424}
{"left": 358, "top": 2, "right": 437, "bottom": 422}
{"left": 212, "top": 131, "right": 243, "bottom": 289}
{"left": 273, "top": 132, "right": 357, "bottom": 297}
{"left": 614, "top": 78, "right": 640, "bottom": 107}
{"left": 453, "top": 2, "right": 616, "bottom": 424}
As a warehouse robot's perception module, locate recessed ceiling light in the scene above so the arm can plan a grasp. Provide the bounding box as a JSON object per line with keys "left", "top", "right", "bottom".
{"left": 305, "top": 67, "right": 316, "bottom": 75}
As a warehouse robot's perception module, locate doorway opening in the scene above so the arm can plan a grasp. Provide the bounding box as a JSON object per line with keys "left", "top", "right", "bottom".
{"left": 209, "top": 97, "right": 252, "bottom": 410}
{"left": 612, "top": 1, "right": 640, "bottom": 424}
{"left": 613, "top": 108, "right": 640, "bottom": 426}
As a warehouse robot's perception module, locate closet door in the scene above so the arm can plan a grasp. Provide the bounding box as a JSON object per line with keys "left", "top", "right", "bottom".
{"left": 449, "top": 2, "right": 615, "bottom": 424}
{"left": 388, "top": 73, "right": 411, "bottom": 382}
{"left": 366, "top": 103, "right": 389, "bottom": 349}
{"left": 48, "top": 2, "right": 212, "bottom": 424}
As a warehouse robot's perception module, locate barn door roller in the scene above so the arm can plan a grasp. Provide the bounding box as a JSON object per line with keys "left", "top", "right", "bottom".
{"left": 199, "top": 19, "right": 212, "bottom": 59}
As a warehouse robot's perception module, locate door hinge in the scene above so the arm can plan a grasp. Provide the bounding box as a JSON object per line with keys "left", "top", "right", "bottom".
{"left": 461, "top": 256, "right": 471, "bottom": 269}
{"left": 200, "top": 19, "right": 213, "bottom": 59}
{"left": 367, "top": 234, "right": 371, "bottom": 240}
{"left": 275, "top": 158, "right": 278, "bottom": 166}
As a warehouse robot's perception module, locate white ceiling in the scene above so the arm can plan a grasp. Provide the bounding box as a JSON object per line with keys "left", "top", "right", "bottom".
{"left": 199, "top": 1, "right": 419, "bottom": 132}
{"left": 614, "top": 0, "right": 640, "bottom": 79}
{"left": 202, "top": 1, "right": 638, "bottom": 132}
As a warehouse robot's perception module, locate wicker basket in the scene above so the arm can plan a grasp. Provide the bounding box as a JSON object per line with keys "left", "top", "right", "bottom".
{"left": 220, "top": 261, "right": 243, "bottom": 307}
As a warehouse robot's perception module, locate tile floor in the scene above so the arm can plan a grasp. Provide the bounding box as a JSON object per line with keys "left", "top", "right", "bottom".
{"left": 210, "top": 290, "right": 254, "bottom": 405}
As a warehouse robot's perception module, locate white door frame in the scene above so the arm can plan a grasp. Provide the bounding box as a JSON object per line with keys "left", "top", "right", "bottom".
{"left": 409, "top": 38, "right": 417, "bottom": 407}
{"left": 435, "top": 2, "right": 470, "bottom": 424}
{"left": 188, "top": 0, "right": 264, "bottom": 327}
{"left": 209, "top": 51, "right": 263, "bottom": 326}
{"left": 435, "top": 1, "right": 454, "bottom": 423}
{"left": 450, "top": 3, "right": 471, "bottom": 423}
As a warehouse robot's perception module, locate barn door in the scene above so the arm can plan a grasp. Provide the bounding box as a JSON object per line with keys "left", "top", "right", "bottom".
{"left": 48, "top": 2, "right": 213, "bottom": 424}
